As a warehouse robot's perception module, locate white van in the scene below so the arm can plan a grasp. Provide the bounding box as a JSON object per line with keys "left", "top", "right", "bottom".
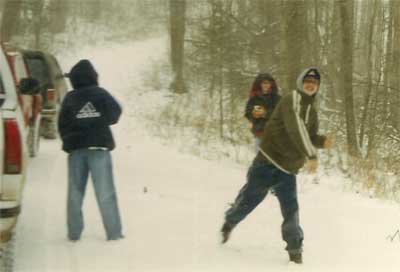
{"left": 0, "top": 43, "right": 40, "bottom": 271}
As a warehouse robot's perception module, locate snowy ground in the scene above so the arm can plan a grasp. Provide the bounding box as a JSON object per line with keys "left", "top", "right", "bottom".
{"left": 13, "top": 38, "right": 400, "bottom": 272}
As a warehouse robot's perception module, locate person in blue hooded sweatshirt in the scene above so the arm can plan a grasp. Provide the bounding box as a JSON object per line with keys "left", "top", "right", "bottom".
{"left": 58, "top": 59, "right": 124, "bottom": 241}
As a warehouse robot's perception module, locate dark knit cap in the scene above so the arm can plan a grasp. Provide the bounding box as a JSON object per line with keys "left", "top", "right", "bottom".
{"left": 303, "top": 68, "right": 320, "bottom": 82}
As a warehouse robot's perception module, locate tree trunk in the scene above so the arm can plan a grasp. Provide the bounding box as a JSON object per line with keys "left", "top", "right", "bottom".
{"left": 359, "top": 0, "right": 378, "bottom": 148}
{"left": 283, "top": 0, "right": 307, "bottom": 93}
{"left": 254, "top": 0, "right": 279, "bottom": 72}
{"left": 49, "top": 0, "right": 69, "bottom": 34}
{"left": 169, "top": 0, "right": 187, "bottom": 94}
{"left": 32, "top": 0, "right": 45, "bottom": 50}
{"left": 1, "top": 0, "right": 22, "bottom": 42}
{"left": 324, "top": 1, "right": 341, "bottom": 111}
{"left": 384, "top": 1, "right": 400, "bottom": 138}
{"left": 0, "top": 0, "right": 6, "bottom": 27}
{"left": 339, "top": 0, "right": 361, "bottom": 157}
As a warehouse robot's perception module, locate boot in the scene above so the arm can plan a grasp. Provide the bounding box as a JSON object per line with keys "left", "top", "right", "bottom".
{"left": 221, "top": 222, "right": 235, "bottom": 244}
{"left": 289, "top": 252, "right": 302, "bottom": 264}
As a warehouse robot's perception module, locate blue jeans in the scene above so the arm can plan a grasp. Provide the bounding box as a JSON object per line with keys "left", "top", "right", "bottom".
{"left": 225, "top": 160, "right": 304, "bottom": 253}
{"left": 67, "top": 149, "right": 123, "bottom": 240}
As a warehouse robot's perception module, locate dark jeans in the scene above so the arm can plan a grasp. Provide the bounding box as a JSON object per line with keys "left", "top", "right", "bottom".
{"left": 225, "top": 160, "right": 304, "bottom": 253}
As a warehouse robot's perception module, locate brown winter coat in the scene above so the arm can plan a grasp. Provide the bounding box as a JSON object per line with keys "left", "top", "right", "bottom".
{"left": 255, "top": 68, "right": 326, "bottom": 174}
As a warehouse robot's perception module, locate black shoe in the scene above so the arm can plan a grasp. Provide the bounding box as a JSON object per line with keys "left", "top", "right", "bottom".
{"left": 221, "top": 222, "right": 235, "bottom": 244}
{"left": 289, "top": 252, "right": 302, "bottom": 264}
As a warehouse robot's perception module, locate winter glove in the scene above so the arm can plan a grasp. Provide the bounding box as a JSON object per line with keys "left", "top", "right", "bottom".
{"left": 252, "top": 106, "right": 266, "bottom": 119}
{"left": 306, "top": 159, "right": 318, "bottom": 174}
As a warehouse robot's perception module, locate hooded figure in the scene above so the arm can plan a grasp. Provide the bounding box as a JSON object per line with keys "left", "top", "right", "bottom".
{"left": 68, "top": 59, "right": 99, "bottom": 89}
{"left": 222, "top": 67, "right": 332, "bottom": 264}
{"left": 256, "top": 67, "right": 326, "bottom": 174}
{"left": 58, "top": 59, "right": 121, "bottom": 152}
{"left": 58, "top": 59, "right": 124, "bottom": 241}
{"left": 244, "top": 73, "right": 281, "bottom": 138}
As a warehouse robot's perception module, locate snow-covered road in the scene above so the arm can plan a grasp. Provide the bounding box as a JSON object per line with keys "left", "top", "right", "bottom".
{"left": 14, "top": 38, "right": 400, "bottom": 272}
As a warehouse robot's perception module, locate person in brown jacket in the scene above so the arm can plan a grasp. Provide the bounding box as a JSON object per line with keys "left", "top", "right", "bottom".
{"left": 221, "top": 67, "right": 334, "bottom": 264}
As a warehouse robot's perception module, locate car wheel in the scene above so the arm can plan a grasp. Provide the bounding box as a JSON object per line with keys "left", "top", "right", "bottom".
{"left": 0, "top": 232, "right": 15, "bottom": 272}
{"left": 40, "top": 118, "right": 57, "bottom": 139}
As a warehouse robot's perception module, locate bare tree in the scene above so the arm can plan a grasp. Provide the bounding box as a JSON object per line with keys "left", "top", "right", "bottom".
{"left": 339, "top": 0, "right": 361, "bottom": 157}
{"left": 282, "top": 0, "right": 307, "bottom": 92}
{"left": 32, "top": 0, "right": 46, "bottom": 49}
{"left": 169, "top": 0, "right": 187, "bottom": 94}
{"left": 1, "top": 0, "right": 22, "bottom": 42}
{"left": 48, "top": 0, "right": 69, "bottom": 34}
{"left": 0, "top": 0, "right": 5, "bottom": 27}
{"left": 358, "top": 0, "right": 378, "bottom": 149}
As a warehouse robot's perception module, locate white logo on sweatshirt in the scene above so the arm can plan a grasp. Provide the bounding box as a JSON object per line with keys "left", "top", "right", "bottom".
{"left": 76, "top": 102, "right": 101, "bottom": 119}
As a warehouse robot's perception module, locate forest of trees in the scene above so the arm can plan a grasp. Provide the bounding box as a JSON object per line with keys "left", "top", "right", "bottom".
{"left": 0, "top": 0, "right": 165, "bottom": 52}
{"left": 0, "top": 0, "right": 399, "bottom": 199}
{"left": 164, "top": 0, "right": 400, "bottom": 199}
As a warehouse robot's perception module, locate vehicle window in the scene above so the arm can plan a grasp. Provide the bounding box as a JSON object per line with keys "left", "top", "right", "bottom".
{"left": 25, "top": 58, "right": 49, "bottom": 86}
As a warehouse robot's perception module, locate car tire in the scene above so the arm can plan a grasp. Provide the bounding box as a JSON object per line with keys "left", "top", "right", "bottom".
{"left": 40, "top": 118, "right": 57, "bottom": 139}
{"left": 0, "top": 232, "right": 15, "bottom": 272}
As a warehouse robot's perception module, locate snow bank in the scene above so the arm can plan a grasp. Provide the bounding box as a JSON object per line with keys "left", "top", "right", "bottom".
{"left": 13, "top": 38, "right": 400, "bottom": 272}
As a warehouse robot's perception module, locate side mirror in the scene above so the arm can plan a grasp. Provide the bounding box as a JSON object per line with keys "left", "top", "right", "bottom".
{"left": 55, "top": 73, "right": 68, "bottom": 80}
{"left": 19, "top": 78, "right": 41, "bottom": 95}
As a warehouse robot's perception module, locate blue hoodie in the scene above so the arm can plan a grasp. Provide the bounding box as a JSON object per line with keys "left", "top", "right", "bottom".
{"left": 58, "top": 60, "right": 122, "bottom": 153}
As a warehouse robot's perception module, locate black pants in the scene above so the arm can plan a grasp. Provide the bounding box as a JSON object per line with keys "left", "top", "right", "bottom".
{"left": 225, "top": 161, "right": 304, "bottom": 253}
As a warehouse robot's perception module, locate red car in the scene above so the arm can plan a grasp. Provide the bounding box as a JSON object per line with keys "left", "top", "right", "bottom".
{"left": 22, "top": 50, "right": 68, "bottom": 139}
{"left": 4, "top": 44, "right": 43, "bottom": 157}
